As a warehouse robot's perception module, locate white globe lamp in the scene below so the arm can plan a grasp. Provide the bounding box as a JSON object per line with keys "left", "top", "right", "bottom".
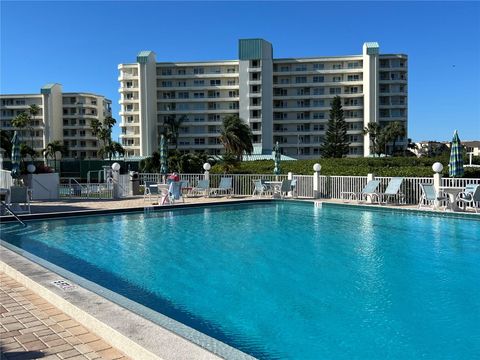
{"left": 432, "top": 162, "right": 443, "bottom": 173}
{"left": 27, "top": 164, "right": 36, "bottom": 173}
{"left": 313, "top": 163, "right": 321, "bottom": 172}
{"left": 111, "top": 162, "right": 121, "bottom": 172}
{"left": 203, "top": 163, "right": 211, "bottom": 171}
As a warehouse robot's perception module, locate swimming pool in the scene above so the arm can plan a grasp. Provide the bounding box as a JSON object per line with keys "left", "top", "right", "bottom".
{"left": 1, "top": 202, "right": 479, "bottom": 359}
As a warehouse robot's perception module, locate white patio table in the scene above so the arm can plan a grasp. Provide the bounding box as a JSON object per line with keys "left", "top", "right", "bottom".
{"left": 439, "top": 186, "right": 464, "bottom": 211}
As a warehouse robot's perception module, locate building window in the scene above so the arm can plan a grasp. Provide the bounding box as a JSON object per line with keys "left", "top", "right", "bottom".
{"left": 193, "top": 92, "right": 204, "bottom": 98}
{"left": 332, "top": 64, "right": 342, "bottom": 69}
{"left": 313, "top": 88, "right": 324, "bottom": 95}
{"left": 313, "top": 63, "right": 324, "bottom": 70}
{"left": 161, "top": 68, "right": 172, "bottom": 75}
{"left": 295, "top": 64, "right": 307, "bottom": 71}
{"left": 193, "top": 80, "right": 205, "bottom": 86}
{"left": 347, "top": 75, "right": 360, "bottom": 81}
{"left": 295, "top": 77, "right": 307, "bottom": 84}
{"left": 332, "top": 76, "right": 342, "bottom": 82}
{"left": 329, "top": 88, "right": 341, "bottom": 94}
{"left": 313, "top": 76, "right": 324, "bottom": 83}
{"left": 177, "top": 69, "right": 186, "bottom": 75}
{"left": 194, "top": 138, "right": 205, "bottom": 145}
{"left": 210, "top": 79, "right": 221, "bottom": 86}
{"left": 193, "top": 67, "right": 204, "bottom": 74}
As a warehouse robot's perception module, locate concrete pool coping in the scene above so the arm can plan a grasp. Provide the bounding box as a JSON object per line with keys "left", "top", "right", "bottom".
{"left": 1, "top": 198, "right": 478, "bottom": 360}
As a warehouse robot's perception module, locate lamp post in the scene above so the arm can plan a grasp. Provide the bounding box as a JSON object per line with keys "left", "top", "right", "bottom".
{"left": 111, "top": 162, "right": 121, "bottom": 199}
{"left": 203, "top": 162, "right": 211, "bottom": 182}
{"left": 313, "top": 163, "right": 321, "bottom": 199}
{"left": 432, "top": 162, "right": 443, "bottom": 209}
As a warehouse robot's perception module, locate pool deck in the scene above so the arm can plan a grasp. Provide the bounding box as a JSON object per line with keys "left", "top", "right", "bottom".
{"left": 0, "top": 272, "right": 130, "bottom": 360}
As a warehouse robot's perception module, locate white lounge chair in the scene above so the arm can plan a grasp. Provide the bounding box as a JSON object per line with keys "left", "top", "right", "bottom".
{"left": 341, "top": 180, "right": 381, "bottom": 204}
{"left": 143, "top": 181, "right": 160, "bottom": 203}
{"left": 380, "top": 177, "right": 405, "bottom": 205}
{"left": 191, "top": 179, "right": 210, "bottom": 197}
{"left": 418, "top": 184, "right": 449, "bottom": 210}
{"left": 8, "top": 186, "right": 31, "bottom": 214}
{"left": 457, "top": 184, "right": 480, "bottom": 213}
{"left": 210, "top": 177, "right": 233, "bottom": 197}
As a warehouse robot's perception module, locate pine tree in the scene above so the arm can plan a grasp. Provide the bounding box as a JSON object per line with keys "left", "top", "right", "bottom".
{"left": 319, "top": 96, "right": 350, "bottom": 158}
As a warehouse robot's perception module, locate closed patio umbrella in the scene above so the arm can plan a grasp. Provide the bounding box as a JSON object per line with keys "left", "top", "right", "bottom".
{"left": 449, "top": 130, "right": 464, "bottom": 177}
{"left": 11, "top": 131, "right": 21, "bottom": 181}
{"left": 159, "top": 134, "right": 168, "bottom": 176}
{"left": 273, "top": 141, "right": 281, "bottom": 176}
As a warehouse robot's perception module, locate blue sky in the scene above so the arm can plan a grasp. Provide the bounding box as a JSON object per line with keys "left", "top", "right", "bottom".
{"left": 1, "top": 1, "right": 479, "bottom": 142}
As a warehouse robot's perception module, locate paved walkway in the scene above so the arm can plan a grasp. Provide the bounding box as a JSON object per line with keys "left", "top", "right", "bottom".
{"left": 0, "top": 272, "right": 130, "bottom": 360}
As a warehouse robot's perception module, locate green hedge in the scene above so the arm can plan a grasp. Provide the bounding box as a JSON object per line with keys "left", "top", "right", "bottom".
{"left": 211, "top": 155, "right": 480, "bottom": 178}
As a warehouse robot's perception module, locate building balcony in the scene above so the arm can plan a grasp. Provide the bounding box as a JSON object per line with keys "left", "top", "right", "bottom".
{"left": 118, "top": 87, "right": 139, "bottom": 93}
{"left": 118, "top": 74, "right": 139, "bottom": 81}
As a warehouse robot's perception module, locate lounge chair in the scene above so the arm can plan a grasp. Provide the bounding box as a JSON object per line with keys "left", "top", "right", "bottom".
{"left": 279, "top": 179, "right": 292, "bottom": 199}
{"left": 418, "top": 184, "right": 449, "bottom": 210}
{"left": 210, "top": 177, "right": 233, "bottom": 197}
{"left": 168, "top": 181, "right": 184, "bottom": 203}
{"left": 379, "top": 177, "right": 405, "bottom": 205}
{"left": 252, "top": 180, "right": 272, "bottom": 197}
{"left": 191, "top": 179, "right": 210, "bottom": 197}
{"left": 340, "top": 180, "right": 381, "bottom": 203}
{"left": 457, "top": 184, "right": 480, "bottom": 213}
{"left": 143, "top": 181, "right": 159, "bottom": 202}
{"left": 8, "top": 186, "right": 31, "bottom": 214}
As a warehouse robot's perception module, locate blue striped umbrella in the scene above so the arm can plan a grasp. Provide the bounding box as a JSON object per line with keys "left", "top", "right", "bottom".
{"left": 273, "top": 141, "right": 281, "bottom": 175}
{"left": 10, "top": 131, "right": 21, "bottom": 179}
{"left": 159, "top": 134, "right": 168, "bottom": 175}
{"left": 449, "top": 130, "right": 464, "bottom": 177}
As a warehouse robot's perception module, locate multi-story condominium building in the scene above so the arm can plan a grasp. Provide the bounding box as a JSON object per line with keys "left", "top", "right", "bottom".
{"left": 0, "top": 84, "right": 112, "bottom": 159}
{"left": 118, "top": 39, "right": 407, "bottom": 159}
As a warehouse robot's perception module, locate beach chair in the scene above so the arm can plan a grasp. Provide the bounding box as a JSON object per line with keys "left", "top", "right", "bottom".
{"left": 210, "top": 177, "right": 233, "bottom": 197}
{"left": 191, "top": 179, "right": 210, "bottom": 197}
{"left": 168, "top": 181, "right": 184, "bottom": 204}
{"left": 252, "top": 180, "right": 267, "bottom": 197}
{"left": 279, "top": 179, "right": 292, "bottom": 199}
{"left": 143, "top": 181, "right": 159, "bottom": 203}
{"left": 379, "top": 177, "right": 405, "bottom": 205}
{"left": 340, "top": 180, "right": 381, "bottom": 204}
{"left": 8, "top": 186, "right": 31, "bottom": 214}
{"left": 418, "top": 184, "right": 449, "bottom": 210}
{"left": 457, "top": 184, "right": 480, "bottom": 213}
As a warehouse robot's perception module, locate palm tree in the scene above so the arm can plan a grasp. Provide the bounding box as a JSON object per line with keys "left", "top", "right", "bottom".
{"left": 0, "top": 130, "right": 13, "bottom": 156}
{"left": 363, "top": 122, "right": 382, "bottom": 156}
{"left": 219, "top": 115, "right": 253, "bottom": 161}
{"left": 28, "top": 104, "right": 40, "bottom": 148}
{"left": 384, "top": 121, "right": 406, "bottom": 155}
{"left": 165, "top": 114, "right": 186, "bottom": 150}
{"left": 11, "top": 112, "right": 30, "bottom": 137}
{"left": 42, "top": 140, "right": 68, "bottom": 171}
{"left": 99, "top": 141, "right": 125, "bottom": 161}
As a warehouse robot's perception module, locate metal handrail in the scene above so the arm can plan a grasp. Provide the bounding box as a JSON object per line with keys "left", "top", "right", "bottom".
{"left": 1, "top": 201, "right": 26, "bottom": 227}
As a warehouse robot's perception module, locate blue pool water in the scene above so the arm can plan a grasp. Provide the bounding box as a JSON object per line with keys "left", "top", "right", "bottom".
{"left": 1, "top": 202, "right": 479, "bottom": 359}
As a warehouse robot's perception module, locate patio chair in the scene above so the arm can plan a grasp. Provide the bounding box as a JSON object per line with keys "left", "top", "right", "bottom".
{"left": 379, "top": 177, "right": 405, "bottom": 205}
{"left": 143, "top": 181, "right": 159, "bottom": 203}
{"left": 179, "top": 180, "right": 191, "bottom": 197}
{"left": 252, "top": 180, "right": 272, "bottom": 197}
{"left": 340, "top": 180, "right": 381, "bottom": 204}
{"left": 457, "top": 184, "right": 480, "bottom": 213}
{"left": 279, "top": 179, "right": 292, "bottom": 199}
{"left": 191, "top": 179, "right": 210, "bottom": 197}
{"left": 8, "top": 186, "right": 31, "bottom": 214}
{"left": 418, "top": 184, "right": 449, "bottom": 211}
{"left": 168, "top": 181, "right": 185, "bottom": 204}
{"left": 210, "top": 177, "right": 233, "bottom": 197}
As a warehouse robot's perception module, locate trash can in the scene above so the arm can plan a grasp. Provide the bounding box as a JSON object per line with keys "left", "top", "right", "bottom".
{"left": 129, "top": 171, "right": 141, "bottom": 196}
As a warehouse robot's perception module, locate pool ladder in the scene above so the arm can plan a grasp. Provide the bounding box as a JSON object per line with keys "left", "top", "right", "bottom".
{"left": 1, "top": 201, "right": 27, "bottom": 227}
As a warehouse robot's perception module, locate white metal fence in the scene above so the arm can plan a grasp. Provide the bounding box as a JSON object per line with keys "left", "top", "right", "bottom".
{"left": 136, "top": 172, "right": 480, "bottom": 208}
{"left": 59, "top": 180, "right": 113, "bottom": 199}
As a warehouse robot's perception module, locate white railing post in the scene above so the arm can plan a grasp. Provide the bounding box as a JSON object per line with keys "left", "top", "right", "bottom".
{"left": 287, "top": 172, "right": 293, "bottom": 197}
{"left": 432, "top": 162, "right": 443, "bottom": 209}
{"left": 313, "top": 164, "right": 321, "bottom": 199}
